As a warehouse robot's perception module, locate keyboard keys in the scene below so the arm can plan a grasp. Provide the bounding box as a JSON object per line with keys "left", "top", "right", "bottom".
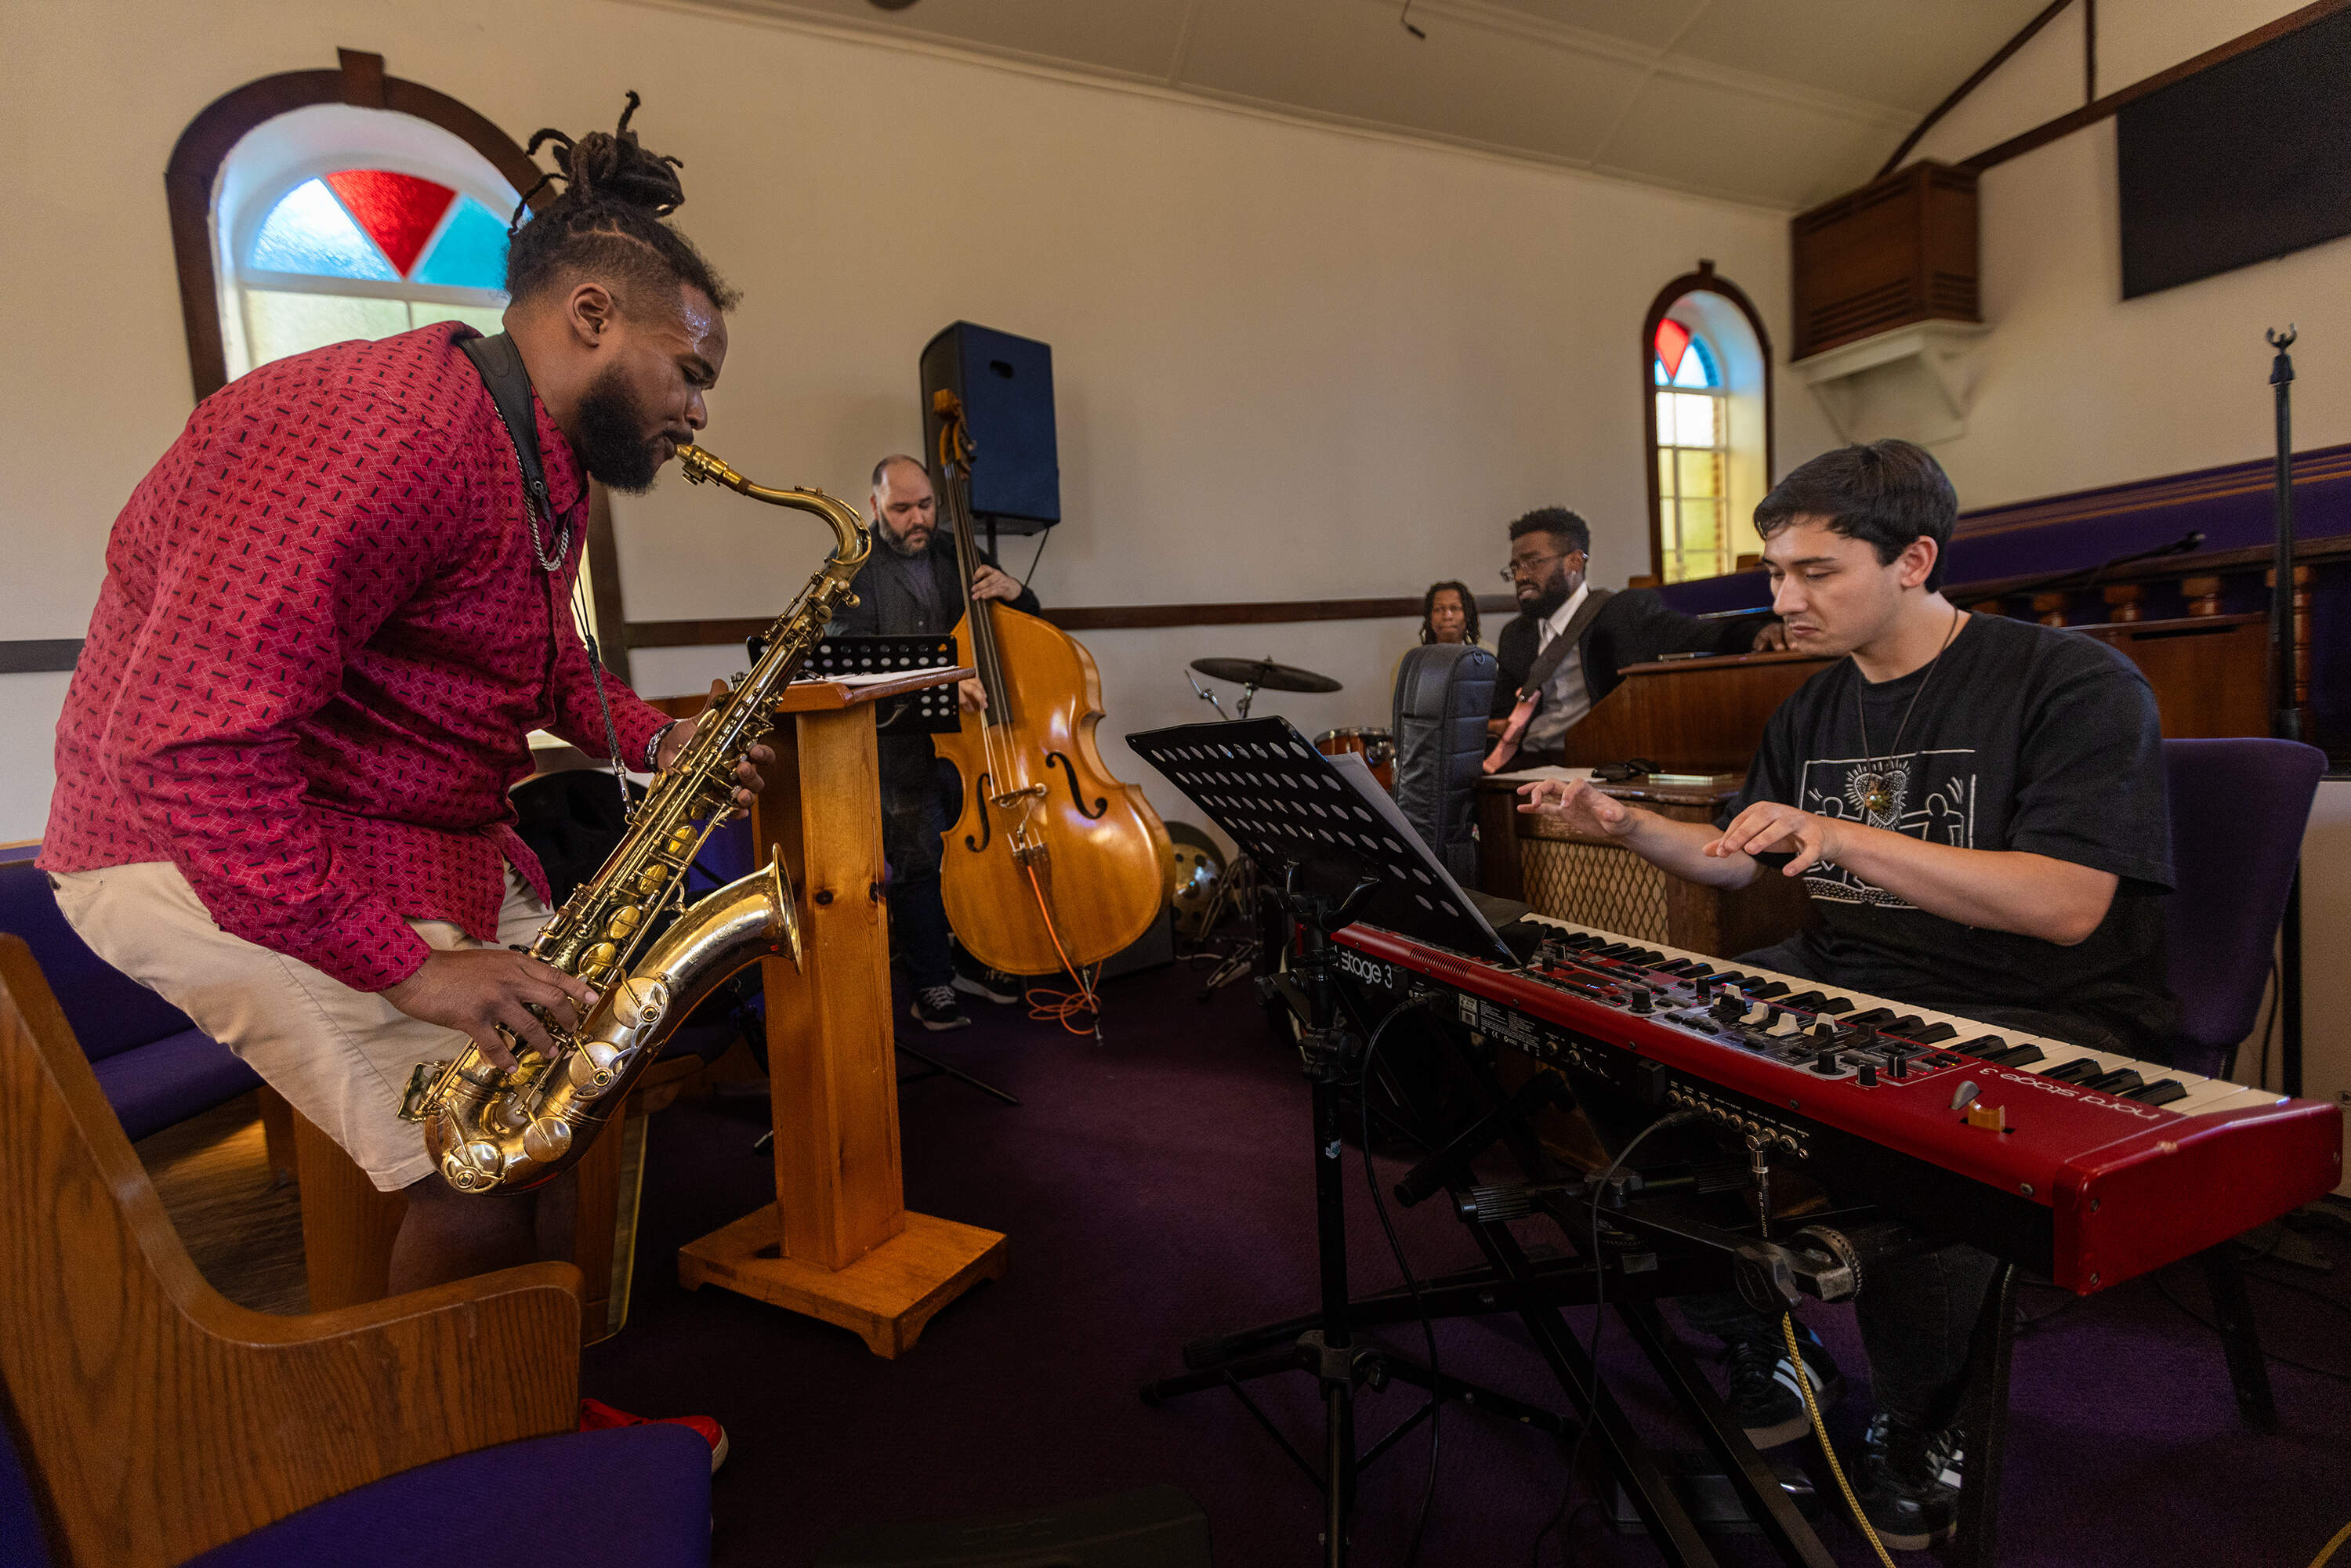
{"left": 2043, "top": 1058, "right": 2105, "bottom": 1084}
{"left": 1905, "top": 1023, "right": 1958, "bottom": 1045}
{"left": 2124, "top": 1079, "right": 2188, "bottom": 1106}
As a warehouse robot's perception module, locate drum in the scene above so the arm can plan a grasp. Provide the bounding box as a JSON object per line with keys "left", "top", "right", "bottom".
{"left": 1314, "top": 726, "right": 1395, "bottom": 791}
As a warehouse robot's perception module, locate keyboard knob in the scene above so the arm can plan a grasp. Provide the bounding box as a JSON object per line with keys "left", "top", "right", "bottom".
{"left": 1809, "top": 1051, "right": 1842, "bottom": 1076}
{"left": 1628, "top": 989, "right": 1654, "bottom": 1014}
{"left": 1857, "top": 1060, "right": 1878, "bottom": 1088}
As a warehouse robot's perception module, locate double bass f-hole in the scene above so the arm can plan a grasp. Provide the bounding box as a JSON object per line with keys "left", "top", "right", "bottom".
{"left": 965, "top": 772, "right": 994, "bottom": 852}
{"left": 1047, "top": 751, "right": 1108, "bottom": 820}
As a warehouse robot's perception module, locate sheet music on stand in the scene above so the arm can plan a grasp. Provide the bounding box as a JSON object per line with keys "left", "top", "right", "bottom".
{"left": 1127, "top": 716, "right": 1510, "bottom": 964}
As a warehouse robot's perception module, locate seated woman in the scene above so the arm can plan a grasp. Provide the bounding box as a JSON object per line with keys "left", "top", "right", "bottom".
{"left": 1418, "top": 580, "right": 1480, "bottom": 646}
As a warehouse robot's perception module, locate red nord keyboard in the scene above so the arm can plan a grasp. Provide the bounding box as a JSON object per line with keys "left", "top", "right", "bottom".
{"left": 1335, "top": 914, "right": 2342, "bottom": 1294}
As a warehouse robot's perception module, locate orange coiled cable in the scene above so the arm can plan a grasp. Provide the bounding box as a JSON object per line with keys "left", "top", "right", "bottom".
{"left": 1021, "top": 861, "right": 1103, "bottom": 1038}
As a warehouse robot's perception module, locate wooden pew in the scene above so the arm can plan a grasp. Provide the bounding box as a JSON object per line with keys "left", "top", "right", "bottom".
{"left": 0, "top": 935, "right": 580, "bottom": 1568}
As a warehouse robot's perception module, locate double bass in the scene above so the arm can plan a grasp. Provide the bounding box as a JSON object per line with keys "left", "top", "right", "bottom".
{"left": 929, "top": 390, "right": 1171, "bottom": 987}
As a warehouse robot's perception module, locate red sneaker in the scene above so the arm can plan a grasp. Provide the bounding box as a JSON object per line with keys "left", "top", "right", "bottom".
{"left": 579, "top": 1397, "right": 730, "bottom": 1472}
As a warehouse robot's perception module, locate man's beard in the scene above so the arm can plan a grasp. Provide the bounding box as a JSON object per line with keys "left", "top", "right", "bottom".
{"left": 1523, "top": 579, "right": 1570, "bottom": 618}
{"left": 879, "top": 520, "right": 933, "bottom": 558}
{"left": 575, "top": 366, "right": 664, "bottom": 494}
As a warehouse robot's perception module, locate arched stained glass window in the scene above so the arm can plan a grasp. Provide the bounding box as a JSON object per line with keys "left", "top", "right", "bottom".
{"left": 217, "top": 107, "right": 523, "bottom": 380}
{"left": 1654, "top": 318, "right": 1731, "bottom": 582}
{"left": 1642, "top": 265, "right": 1773, "bottom": 587}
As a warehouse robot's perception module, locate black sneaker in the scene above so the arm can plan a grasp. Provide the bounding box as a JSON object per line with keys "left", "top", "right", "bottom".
{"left": 1850, "top": 1412, "right": 1960, "bottom": 1550}
{"left": 952, "top": 966, "right": 1022, "bottom": 1006}
{"left": 910, "top": 986, "right": 971, "bottom": 1031}
{"left": 1721, "top": 1323, "right": 1845, "bottom": 1448}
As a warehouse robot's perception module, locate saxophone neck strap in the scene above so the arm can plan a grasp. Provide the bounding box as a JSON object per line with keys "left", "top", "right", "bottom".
{"left": 461, "top": 331, "right": 636, "bottom": 788}
{"left": 461, "top": 331, "right": 556, "bottom": 526}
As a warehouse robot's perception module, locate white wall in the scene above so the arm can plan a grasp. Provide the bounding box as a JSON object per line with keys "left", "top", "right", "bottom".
{"left": 1903, "top": 0, "right": 2349, "bottom": 509}
{"left": 1903, "top": 0, "right": 2351, "bottom": 1135}
{"left": 0, "top": 0, "right": 1833, "bottom": 846}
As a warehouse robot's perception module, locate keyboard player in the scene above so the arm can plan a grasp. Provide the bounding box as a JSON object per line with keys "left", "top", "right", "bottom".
{"left": 1516, "top": 439, "right": 2179, "bottom": 1550}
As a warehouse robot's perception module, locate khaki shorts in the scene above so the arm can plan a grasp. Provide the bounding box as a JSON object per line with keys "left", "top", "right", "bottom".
{"left": 50, "top": 860, "right": 551, "bottom": 1193}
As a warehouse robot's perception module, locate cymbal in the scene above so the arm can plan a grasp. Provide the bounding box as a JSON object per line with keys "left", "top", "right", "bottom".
{"left": 1190, "top": 656, "right": 1343, "bottom": 693}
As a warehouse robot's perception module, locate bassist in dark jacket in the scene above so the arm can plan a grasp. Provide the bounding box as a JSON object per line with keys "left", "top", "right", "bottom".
{"left": 829, "top": 454, "right": 1037, "bottom": 1029}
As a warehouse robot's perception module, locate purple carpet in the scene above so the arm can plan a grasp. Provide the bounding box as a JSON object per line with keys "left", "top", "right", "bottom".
{"left": 585, "top": 959, "right": 2351, "bottom": 1567}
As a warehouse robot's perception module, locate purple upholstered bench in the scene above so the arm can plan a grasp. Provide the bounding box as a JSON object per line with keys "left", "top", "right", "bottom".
{"left": 0, "top": 1418, "right": 710, "bottom": 1568}
{"left": 0, "top": 846, "right": 262, "bottom": 1141}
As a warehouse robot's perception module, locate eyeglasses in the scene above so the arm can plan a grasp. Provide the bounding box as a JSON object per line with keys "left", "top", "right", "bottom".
{"left": 1499, "top": 550, "right": 1582, "bottom": 582}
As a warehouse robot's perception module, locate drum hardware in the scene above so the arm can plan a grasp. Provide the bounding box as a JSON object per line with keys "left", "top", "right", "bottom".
{"left": 1186, "top": 655, "right": 1344, "bottom": 722}
{"left": 1165, "top": 824, "right": 1227, "bottom": 941}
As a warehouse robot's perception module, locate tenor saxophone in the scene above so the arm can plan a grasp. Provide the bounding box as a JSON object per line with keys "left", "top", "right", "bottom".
{"left": 397, "top": 444, "right": 871, "bottom": 1193}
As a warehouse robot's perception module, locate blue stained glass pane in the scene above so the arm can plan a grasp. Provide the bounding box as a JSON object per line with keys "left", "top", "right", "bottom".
{"left": 414, "top": 196, "right": 512, "bottom": 290}
{"left": 248, "top": 179, "right": 397, "bottom": 281}
{"left": 1654, "top": 358, "right": 1668, "bottom": 385}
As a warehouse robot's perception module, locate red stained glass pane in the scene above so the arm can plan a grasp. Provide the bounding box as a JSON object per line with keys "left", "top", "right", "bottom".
{"left": 324, "top": 169, "right": 456, "bottom": 278}
{"left": 1654, "top": 317, "right": 1691, "bottom": 382}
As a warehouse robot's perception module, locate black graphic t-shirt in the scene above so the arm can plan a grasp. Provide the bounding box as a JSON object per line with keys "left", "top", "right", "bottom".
{"left": 1729, "top": 612, "right": 2180, "bottom": 1051}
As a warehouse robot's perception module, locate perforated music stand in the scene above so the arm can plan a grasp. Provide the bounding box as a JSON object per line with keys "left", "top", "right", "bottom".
{"left": 1129, "top": 719, "right": 1526, "bottom": 1566}
{"left": 1126, "top": 717, "right": 1509, "bottom": 965}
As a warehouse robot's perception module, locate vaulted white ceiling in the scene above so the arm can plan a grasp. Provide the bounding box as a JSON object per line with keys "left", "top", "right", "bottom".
{"left": 690, "top": 0, "right": 2050, "bottom": 208}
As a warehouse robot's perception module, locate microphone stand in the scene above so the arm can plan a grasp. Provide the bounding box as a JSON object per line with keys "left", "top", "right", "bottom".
{"left": 2268, "top": 327, "right": 2306, "bottom": 1099}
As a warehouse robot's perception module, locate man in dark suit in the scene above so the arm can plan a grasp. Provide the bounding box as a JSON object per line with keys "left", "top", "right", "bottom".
{"left": 828, "top": 454, "right": 1038, "bottom": 1029}
{"left": 1484, "top": 506, "right": 1780, "bottom": 770}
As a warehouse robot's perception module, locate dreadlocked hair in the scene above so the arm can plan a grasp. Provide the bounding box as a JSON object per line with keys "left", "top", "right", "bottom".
{"left": 505, "top": 91, "right": 740, "bottom": 315}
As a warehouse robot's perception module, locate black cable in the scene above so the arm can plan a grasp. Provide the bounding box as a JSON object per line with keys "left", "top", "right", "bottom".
{"left": 1023, "top": 526, "right": 1051, "bottom": 588}
{"left": 1530, "top": 1110, "right": 1703, "bottom": 1568}
{"left": 1355, "top": 994, "right": 1446, "bottom": 1567}
{"left": 2255, "top": 954, "right": 2281, "bottom": 1088}
{"left": 2154, "top": 1273, "right": 2351, "bottom": 1384}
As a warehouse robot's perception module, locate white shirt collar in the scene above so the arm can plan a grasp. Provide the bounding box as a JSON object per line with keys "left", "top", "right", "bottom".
{"left": 1537, "top": 581, "right": 1589, "bottom": 650}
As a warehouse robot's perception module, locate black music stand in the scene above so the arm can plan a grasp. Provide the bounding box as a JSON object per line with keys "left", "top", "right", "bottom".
{"left": 1130, "top": 719, "right": 1848, "bottom": 1568}
{"left": 1129, "top": 719, "right": 1530, "bottom": 1566}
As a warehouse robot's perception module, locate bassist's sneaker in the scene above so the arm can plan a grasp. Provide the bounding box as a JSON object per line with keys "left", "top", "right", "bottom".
{"left": 953, "top": 966, "right": 1023, "bottom": 1006}
{"left": 1850, "top": 1411, "right": 1960, "bottom": 1549}
{"left": 579, "top": 1398, "right": 729, "bottom": 1473}
{"left": 911, "top": 986, "right": 972, "bottom": 1030}
{"left": 1721, "top": 1321, "right": 1845, "bottom": 1448}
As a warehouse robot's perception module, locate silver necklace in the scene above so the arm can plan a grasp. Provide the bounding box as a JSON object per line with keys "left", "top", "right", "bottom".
{"left": 1853, "top": 607, "right": 1962, "bottom": 820}
{"left": 523, "top": 500, "right": 573, "bottom": 574}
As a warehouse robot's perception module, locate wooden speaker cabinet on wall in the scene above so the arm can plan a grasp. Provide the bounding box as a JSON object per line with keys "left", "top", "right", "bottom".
{"left": 1791, "top": 161, "right": 1981, "bottom": 361}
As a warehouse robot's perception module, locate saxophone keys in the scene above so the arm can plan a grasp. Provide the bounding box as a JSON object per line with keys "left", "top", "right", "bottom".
{"left": 666, "top": 826, "right": 697, "bottom": 857}
{"left": 604, "top": 907, "right": 643, "bottom": 940}
{"left": 583, "top": 941, "right": 620, "bottom": 972}
{"left": 521, "top": 1116, "right": 574, "bottom": 1164}
{"left": 636, "top": 865, "right": 669, "bottom": 896}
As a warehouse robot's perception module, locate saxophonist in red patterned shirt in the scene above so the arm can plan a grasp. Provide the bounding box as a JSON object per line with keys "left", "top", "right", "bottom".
{"left": 39, "top": 103, "right": 752, "bottom": 1454}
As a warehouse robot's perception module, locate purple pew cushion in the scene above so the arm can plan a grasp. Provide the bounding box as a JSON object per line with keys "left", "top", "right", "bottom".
{"left": 186, "top": 1425, "right": 712, "bottom": 1568}
{"left": 88, "top": 1024, "right": 263, "bottom": 1143}
{"left": 0, "top": 858, "right": 195, "bottom": 1061}
{"left": 0, "top": 1410, "right": 47, "bottom": 1568}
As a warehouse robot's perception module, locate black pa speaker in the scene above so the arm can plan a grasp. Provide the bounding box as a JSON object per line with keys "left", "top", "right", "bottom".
{"left": 919, "top": 320, "right": 1060, "bottom": 535}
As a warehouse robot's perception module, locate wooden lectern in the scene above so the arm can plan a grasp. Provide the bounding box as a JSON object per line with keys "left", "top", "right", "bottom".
{"left": 678, "top": 668, "right": 1007, "bottom": 1356}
